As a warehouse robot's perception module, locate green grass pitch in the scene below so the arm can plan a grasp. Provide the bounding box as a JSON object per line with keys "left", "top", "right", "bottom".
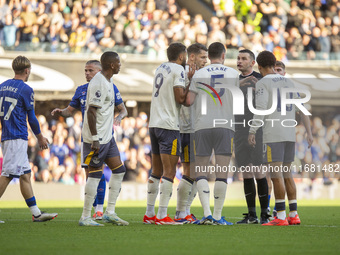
{"left": 0, "top": 200, "right": 339, "bottom": 255}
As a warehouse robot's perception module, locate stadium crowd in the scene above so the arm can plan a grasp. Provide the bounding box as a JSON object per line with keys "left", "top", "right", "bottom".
{"left": 0, "top": 0, "right": 339, "bottom": 60}
{"left": 0, "top": 111, "right": 338, "bottom": 185}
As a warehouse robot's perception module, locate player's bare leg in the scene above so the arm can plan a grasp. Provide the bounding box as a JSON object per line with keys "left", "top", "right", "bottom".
{"left": 0, "top": 176, "right": 12, "bottom": 198}
{"left": 20, "top": 172, "right": 58, "bottom": 222}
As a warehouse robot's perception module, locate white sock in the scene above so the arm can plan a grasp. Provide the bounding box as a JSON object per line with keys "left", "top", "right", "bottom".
{"left": 156, "top": 178, "right": 173, "bottom": 219}
{"left": 145, "top": 176, "right": 160, "bottom": 217}
{"left": 212, "top": 180, "right": 227, "bottom": 221}
{"left": 197, "top": 178, "right": 211, "bottom": 217}
{"left": 176, "top": 177, "right": 193, "bottom": 218}
{"left": 186, "top": 181, "right": 197, "bottom": 215}
{"left": 289, "top": 211, "right": 297, "bottom": 218}
{"left": 277, "top": 210, "right": 286, "bottom": 220}
{"left": 81, "top": 177, "right": 101, "bottom": 219}
{"left": 96, "top": 204, "right": 104, "bottom": 213}
{"left": 106, "top": 172, "right": 124, "bottom": 215}
{"left": 30, "top": 206, "right": 41, "bottom": 217}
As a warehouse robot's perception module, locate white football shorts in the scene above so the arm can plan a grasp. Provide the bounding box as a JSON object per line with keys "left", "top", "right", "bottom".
{"left": 1, "top": 139, "right": 31, "bottom": 178}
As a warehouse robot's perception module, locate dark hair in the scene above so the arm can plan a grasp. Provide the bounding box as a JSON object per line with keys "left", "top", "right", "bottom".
{"left": 256, "top": 51, "right": 276, "bottom": 68}
{"left": 12, "top": 55, "right": 31, "bottom": 74}
{"left": 239, "top": 49, "right": 255, "bottom": 61}
{"left": 275, "top": 60, "right": 285, "bottom": 70}
{"left": 208, "top": 42, "right": 226, "bottom": 59}
{"left": 100, "top": 51, "right": 119, "bottom": 70}
{"left": 167, "top": 43, "right": 186, "bottom": 62}
{"left": 187, "top": 43, "right": 208, "bottom": 55}
{"left": 86, "top": 60, "right": 101, "bottom": 67}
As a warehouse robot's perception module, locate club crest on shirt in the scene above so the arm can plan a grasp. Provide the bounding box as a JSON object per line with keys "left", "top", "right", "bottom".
{"left": 95, "top": 90, "right": 101, "bottom": 98}
{"left": 181, "top": 71, "right": 184, "bottom": 79}
{"left": 92, "top": 156, "right": 100, "bottom": 164}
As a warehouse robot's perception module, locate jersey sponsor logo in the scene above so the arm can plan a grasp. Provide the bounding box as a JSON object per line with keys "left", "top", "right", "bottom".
{"left": 95, "top": 90, "right": 101, "bottom": 98}
{"left": 30, "top": 93, "right": 34, "bottom": 101}
{"left": 116, "top": 92, "right": 121, "bottom": 100}
{"left": 181, "top": 71, "right": 184, "bottom": 79}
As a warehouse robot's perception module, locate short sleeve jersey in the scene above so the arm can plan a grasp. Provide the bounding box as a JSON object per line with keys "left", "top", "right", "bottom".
{"left": 190, "top": 64, "right": 239, "bottom": 131}
{"left": 250, "top": 74, "right": 300, "bottom": 143}
{"left": 149, "top": 62, "right": 185, "bottom": 130}
{"left": 82, "top": 72, "right": 123, "bottom": 144}
{"left": 0, "top": 79, "right": 34, "bottom": 141}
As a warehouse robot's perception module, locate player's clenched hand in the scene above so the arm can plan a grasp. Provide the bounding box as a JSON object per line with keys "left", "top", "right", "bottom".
{"left": 91, "top": 141, "right": 100, "bottom": 154}
{"left": 248, "top": 133, "right": 256, "bottom": 147}
{"left": 239, "top": 76, "right": 258, "bottom": 87}
{"left": 37, "top": 135, "right": 50, "bottom": 150}
{"left": 51, "top": 108, "right": 62, "bottom": 117}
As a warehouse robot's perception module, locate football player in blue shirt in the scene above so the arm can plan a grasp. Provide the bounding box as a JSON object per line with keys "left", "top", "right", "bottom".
{"left": 51, "top": 60, "right": 106, "bottom": 220}
{"left": 0, "top": 55, "right": 58, "bottom": 222}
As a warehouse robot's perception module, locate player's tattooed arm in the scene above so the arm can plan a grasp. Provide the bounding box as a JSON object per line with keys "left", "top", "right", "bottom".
{"left": 114, "top": 102, "right": 127, "bottom": 126}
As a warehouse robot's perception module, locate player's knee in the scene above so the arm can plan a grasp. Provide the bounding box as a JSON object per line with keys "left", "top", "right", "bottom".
{"left": 111, "top": 164, "right": 126, "bottom": 174}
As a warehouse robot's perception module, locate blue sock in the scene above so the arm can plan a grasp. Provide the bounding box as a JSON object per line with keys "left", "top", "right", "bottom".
{"left": 96, "top": 174, "right": 106, "bottom": 206}
{"left": 25, "top": 196, "right": 37, "bottom": 207}
{"left": 25, "top": 196, "right": 41, "bottom": 217}
{"left": 268, "top": 195, "right": 271, "bottom": 208}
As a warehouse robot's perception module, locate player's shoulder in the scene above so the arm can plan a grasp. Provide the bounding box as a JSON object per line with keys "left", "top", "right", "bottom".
{"left": 74, "top": 83, "right": 88, "bottom": 95}
{"left": 225, "top": 66, "right": 239, "bottom": 76}
{"left": 252, "top": 71, "right": 263, "bottom": 79}
{"left": 75, "top": 83, "right": 88, "bottom": 91}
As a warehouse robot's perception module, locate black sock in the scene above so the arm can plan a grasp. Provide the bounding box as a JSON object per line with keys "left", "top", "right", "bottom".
{"left": 257, "top": 177, "right": 269, "bottom": 215}
{"left": 244, "top": 178, "right": 256, "bottom": 216}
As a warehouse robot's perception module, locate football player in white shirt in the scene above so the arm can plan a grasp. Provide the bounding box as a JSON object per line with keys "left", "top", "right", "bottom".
{"left": 186, "top": 42, "right": 239, "bottom": 225}
{"left": 248, "top": 51, "right": 313, "bottom": 226}
{"left": 269, "top": 60, "right": 310, "bottom": 225}
{"left": 175, "top": 43, "right": 208, "bottom": 224}
{"left": 144, "top": 43, "right": 194, "bottom": 225}
{"left": 79, "top": 51, "right": 129, "bottom": 227}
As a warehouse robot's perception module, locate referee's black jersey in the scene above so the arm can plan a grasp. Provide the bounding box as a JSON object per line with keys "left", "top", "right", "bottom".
{"left": 235, "top": 71, "right": 263, "bottom": 132}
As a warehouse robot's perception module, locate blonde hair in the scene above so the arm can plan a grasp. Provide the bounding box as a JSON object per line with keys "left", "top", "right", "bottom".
{"left": 12, "top": 55, "right": 31, "bottom": 74}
